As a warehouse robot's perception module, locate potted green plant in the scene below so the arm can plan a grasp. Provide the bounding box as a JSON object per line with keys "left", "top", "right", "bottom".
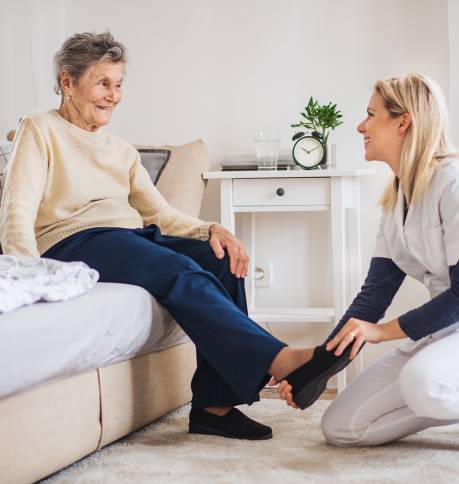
{"left": 291, "top": 97, "right": 343, "bottom": 165}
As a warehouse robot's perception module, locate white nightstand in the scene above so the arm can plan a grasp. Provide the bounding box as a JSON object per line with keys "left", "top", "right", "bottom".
{"left": 203, "top": 167, "right": 373, "bottom": 392}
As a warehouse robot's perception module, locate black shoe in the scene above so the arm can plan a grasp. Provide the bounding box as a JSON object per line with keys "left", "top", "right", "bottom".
{"left": 285, "top": 344, "right": 354, "bottom": 410}
{"left": 189, "top": 407, "right": 273, "bottom": 440}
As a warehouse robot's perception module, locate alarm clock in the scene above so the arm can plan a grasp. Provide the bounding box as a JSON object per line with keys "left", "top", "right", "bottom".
{"left": 292, "top": 131, "right": 326, "bottom": 169}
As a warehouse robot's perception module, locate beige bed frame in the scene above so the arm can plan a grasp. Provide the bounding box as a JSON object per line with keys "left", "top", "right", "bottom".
{"left": 0, "top": 342, "right": 195, "bottom": 484}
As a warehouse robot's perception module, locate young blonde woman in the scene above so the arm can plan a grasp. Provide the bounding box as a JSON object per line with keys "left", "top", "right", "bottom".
{"left": 276, "top": 73, "right": 459, "bottom": 446}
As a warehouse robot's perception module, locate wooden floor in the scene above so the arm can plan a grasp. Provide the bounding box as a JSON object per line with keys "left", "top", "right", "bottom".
{"left": 261, "top": 387, "right": 337, "bottom": 400}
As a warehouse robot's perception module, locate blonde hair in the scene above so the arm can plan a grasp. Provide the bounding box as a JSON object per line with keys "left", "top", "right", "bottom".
{"left": 376, "top": 74, "right": 457, "bottom": 211}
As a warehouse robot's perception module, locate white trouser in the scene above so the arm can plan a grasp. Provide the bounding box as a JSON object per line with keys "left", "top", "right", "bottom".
{"left": 321, "top": 330, "right": 459, "bottom": 447}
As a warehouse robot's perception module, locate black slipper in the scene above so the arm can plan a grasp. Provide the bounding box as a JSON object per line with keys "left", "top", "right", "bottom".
{"left": 285, "top": 344, "right": 354, "bottom": 410}
{"left": 189, "top": 407, "right": 272, "bottom": 440}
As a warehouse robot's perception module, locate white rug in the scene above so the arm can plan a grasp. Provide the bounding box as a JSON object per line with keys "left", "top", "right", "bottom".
{"left": 43, "top": 399, "right": 459, "bottom": 484}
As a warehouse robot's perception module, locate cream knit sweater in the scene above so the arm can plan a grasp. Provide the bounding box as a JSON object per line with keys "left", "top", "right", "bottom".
{"left": 0, "top": 110, "right": 212, "bottom": 257}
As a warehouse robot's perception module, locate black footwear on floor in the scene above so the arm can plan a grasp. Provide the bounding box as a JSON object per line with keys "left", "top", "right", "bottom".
{"left": 189, "top": 407, "right": 273, "bottom": 440}
{"left": 285, "top": 344, "right": 354, "bottom": 410}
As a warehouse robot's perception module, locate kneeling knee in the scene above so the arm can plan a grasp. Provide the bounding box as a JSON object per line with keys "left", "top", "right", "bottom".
{"left": 321, "top": 407, "right": 363, "bottom": 447}
{"left": 400, "top": 359, "right": 459, "bottom": 419}
{"left": 321, "top": 413, "right": 346, "bottom": 447}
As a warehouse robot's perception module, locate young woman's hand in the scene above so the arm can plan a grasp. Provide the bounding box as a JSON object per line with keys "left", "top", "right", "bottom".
{"left": 208, "top": 224, "right": 249, "bottom": 278}
{"left": 325, "top": 318, "right": 385, "bottom": 360}
{"left": 267, "top": 377, "right": 300, "bottom": 409}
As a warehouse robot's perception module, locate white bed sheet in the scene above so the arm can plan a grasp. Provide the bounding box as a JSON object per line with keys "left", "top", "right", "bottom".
{"left": 0, "top": 282, "right": 190, "bottom": 399}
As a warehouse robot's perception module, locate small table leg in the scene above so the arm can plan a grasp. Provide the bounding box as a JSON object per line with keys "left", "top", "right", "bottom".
{"left": 220, "top": 179, "right": 235, "bottom": 233}
{"left": 331, "top": 177, "right": 347, "bottom": 392}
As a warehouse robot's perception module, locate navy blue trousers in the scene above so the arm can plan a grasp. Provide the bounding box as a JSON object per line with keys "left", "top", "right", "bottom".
{"left": 44, "top": 225, "right": 286, "bottom": 407}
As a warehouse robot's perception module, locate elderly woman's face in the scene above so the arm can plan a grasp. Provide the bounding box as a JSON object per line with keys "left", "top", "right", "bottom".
{"left": 65, "top": 61, "right": 124, "bottom": 130}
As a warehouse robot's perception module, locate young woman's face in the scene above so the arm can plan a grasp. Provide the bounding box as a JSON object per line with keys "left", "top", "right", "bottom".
{"left": 356, "top": 92, "right": 404, "bottom": 164}
{"left": 65, "top": 61, "right": 124, "bottom": 130}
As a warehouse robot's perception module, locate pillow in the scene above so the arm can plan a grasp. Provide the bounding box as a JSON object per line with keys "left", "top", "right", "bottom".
{"left": 136, "top": 139, "right": 210, "bottom": 218}
{"left": 137, "top": 148, "right": 171, "bottom": 185}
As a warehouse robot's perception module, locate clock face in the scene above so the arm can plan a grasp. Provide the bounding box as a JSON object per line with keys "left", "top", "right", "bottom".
{"left": 292, "top": 136, "right": 324, "bottom": 168}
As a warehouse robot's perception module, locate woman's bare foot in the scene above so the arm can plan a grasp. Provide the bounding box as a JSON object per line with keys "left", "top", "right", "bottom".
{"left": 267, "top": 347, "right": 315, "bottom": 409}
{"left": 268, "top": 347, "right": 314, "bottom": 382}
{"left": 204, "top": 347, "right": 315, "bottom": 415}
{"left": 273, "top": 344, "right": 356, "bottom": 410}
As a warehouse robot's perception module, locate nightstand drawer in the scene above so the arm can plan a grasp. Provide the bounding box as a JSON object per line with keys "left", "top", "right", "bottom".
{"left": 233, "top": 178, "right": 330, "bottom": 206}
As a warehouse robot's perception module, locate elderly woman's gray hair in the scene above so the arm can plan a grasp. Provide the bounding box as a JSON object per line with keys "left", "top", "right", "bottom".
{"left": 53, "top": 31, "right": 127, "bottom": 95}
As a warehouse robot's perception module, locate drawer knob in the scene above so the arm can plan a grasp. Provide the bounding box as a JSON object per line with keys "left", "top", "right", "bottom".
{"left": 276, "top": 188, "right": 285, "bottom": 196}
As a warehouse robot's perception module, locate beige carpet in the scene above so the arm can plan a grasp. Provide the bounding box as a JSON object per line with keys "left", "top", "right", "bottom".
{"left": 43, "top": 399, "right": 459, "bottom": 484}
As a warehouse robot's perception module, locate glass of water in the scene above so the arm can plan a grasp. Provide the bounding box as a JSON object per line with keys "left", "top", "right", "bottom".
{"left": 253, "top": 129, "right": 280, "bottom": 170}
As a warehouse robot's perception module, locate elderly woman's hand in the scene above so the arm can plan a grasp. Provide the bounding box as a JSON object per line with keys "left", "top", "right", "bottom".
{"left": 209, "top": 224, "right": 249, "bottom": 278}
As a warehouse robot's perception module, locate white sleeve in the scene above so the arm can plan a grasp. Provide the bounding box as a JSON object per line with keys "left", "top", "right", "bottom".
{"left": 373, "top": 210, "right": 391, "bottom": 258}
{"left": 439, "top": 176, "right": 459, "bottom": 266}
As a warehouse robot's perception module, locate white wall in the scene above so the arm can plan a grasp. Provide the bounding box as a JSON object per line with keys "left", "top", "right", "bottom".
{"left": 449, "top": 0, "right": 459, "bottom": 147}
{"left": 0, "top": 0, "right": 67, "bottom": 135}
{"left": 0, "top": 0, "right": 452, "bottom": 376}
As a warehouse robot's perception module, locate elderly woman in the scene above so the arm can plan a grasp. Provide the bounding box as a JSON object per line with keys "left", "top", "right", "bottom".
{"left": 276, "top": 73, "right": 459, "bottom": 446}
{"left": 0, "top": 32, "right": 323, "bottom": 440}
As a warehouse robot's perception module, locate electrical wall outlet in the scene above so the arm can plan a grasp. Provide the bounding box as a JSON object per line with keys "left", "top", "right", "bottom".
{"left": 255, "top": 260, "right": 273, "bottom": 287}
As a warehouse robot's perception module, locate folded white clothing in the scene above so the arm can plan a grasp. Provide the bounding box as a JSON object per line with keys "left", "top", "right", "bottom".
{"left": 0, "top": 255, "right": 99, "bottom": 313}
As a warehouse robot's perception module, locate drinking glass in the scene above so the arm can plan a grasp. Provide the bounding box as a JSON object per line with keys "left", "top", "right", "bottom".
{"left": 253, "top": 129, "right": 280, "bottom": 170}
